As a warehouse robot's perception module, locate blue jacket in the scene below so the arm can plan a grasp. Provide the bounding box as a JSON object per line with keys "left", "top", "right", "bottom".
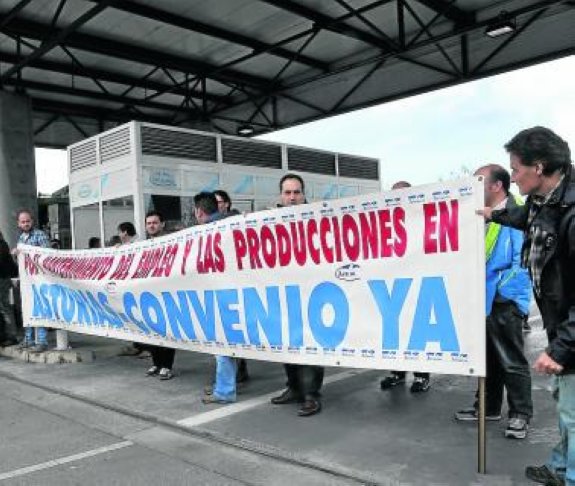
{"left": 485, "top": 197, "right": 531, "bottom": 316}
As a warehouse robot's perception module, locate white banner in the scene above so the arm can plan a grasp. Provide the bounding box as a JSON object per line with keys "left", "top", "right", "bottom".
{"left": 19, "top": 178, "right": 486, "bottom": 376}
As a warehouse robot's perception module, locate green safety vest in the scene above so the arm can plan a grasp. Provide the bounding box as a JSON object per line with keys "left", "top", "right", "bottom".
{"left": 485, "top": 194, "right": 524, "bottom": 261}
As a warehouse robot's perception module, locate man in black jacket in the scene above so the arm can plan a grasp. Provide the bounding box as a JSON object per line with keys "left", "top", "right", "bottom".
{"left": 270, "top": 174, "right": 324, "bottom": 417}
{"left": 481, "top": 127, "right": 575, "bottom": 486}
{"left": 0, "top": 230, "right": 18, "bottom": 346}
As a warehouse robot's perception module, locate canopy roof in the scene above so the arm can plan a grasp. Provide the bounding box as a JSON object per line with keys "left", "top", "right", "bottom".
{"left": 0, "top": 0, "right": 573, "bottom": 147}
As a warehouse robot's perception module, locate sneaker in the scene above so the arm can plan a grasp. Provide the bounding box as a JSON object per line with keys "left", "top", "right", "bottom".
{"left": 380, "top": 374, "right": 406, "bottom": 390}
{"left": 202, "top": 394, "right": 234, "bottom": 405}
{"left": 454, "top": 408, "right": 502, "bottom": 422}
{"left": 525, "top": 465, "right": 564, "bottom": 485}
{"left": 146, "top": 366, "right": 159, "bottom": 376}
{"left": 505, "top": 417, "right": 529, "bottom": 439}
{"left": 158, "top": 368, "right": 173, "bottom": 380}
{"left": 410, "top": 377, "right": 430, "bottom": 393}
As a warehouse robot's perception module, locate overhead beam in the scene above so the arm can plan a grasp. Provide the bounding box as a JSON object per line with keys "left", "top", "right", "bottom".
{"left": 0, "top": 50, "right": 230, "bottom": 104}
{"left": 1, "top": 17, "right": 271, "bottom": 89}
{"left": 87, "top": 0, "right": 329, "bottom": 71}
{"left": 1, "top": 78, "right": 203, "bottom": 116}
{"left": 259, "top": 0, "right": 397, "bottom": 52}
{"left": 215, "top": 1, "right": 569, "bottom": 114}
{"left": 0, "top": 0, "right": 33, "bottom": 30}
{"left": 1, "top": 0, "right": 116, "bottom": 81}
{"left": 414, "top": 0, "right": 474, "bottom": 25}
{"left": 32, "top": 97, "right": 174, "bottom": 125}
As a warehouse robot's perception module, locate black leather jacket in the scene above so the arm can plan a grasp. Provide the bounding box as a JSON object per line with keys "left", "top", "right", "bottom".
{"left": 491, "top": 166, "right": 575, "bottom": 373}
{"left": 0, "top": 239, "right": 18, "bottom": 279}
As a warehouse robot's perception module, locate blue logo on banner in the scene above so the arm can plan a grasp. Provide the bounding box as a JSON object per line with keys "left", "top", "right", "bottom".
{"left": 340, "top": 204, "right": 356, "bottom": 213}
{"left": 408, "top": 193, "right": 425, "bottom": 204}
{"left": 361, "top": 200, "right": 378, "bottom": 210}
{"left": 384, "top": 197, "right": 401, "bottom": 206}
{"left": 432, "top": 189, "right": 450, "bottom": 200}
{"left": 335, "top": 263, "right": 361, "bottom": 282}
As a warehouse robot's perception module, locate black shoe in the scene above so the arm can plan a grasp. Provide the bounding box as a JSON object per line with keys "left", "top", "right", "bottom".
{"left": 380, "top": 374, "right": 405, "bottom": 390}
{"left": 525, "top": 465, "right": 564, "bottom": 485}
{"left": 454, "top": 408, "right": 501, "bottom": 422}
{"left": 271, "top": 389, "right": 301, "bottom": 405}
{"left": 410, "top": 377, "right": 430, "bottom": 393}
{"left": 298, "top": 399, "right": 321, "bottom": 417}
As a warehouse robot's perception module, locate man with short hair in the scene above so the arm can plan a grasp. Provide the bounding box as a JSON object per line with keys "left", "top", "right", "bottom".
{"left": 455, "top": 164, "right": 533, "bottom": 439}
{"left": 380, "top": 180, "right": 431, "bottom": 393}
{"left": 213, "top": 189, "right": 241, "bottom": 216}
{"left": 271, "top": 173, "right": 324, "bottom": 417}
{"left": 196, "top": 192, "right": 239, "bottom": 404}
{"left": 480, "top": 127, "right": 575, "bottom": 485}
{"left": 117, "top": 222, "right": 138, "bottom": 245}
{"left": 116, "top": 221, "right": 147, "bottom": 357}
{"left": 143, "top": 210, "right": 176, "bottom": 381}
{"left": 13, "top": 209, "right": 50, "bottom": 352}
{"left": 214, "top": 189, "right": 249, "bottom": 383}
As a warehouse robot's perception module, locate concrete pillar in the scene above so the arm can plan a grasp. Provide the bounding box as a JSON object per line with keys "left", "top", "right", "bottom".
{"left": 0, "top": 92, "right": 37, "bottom": 248}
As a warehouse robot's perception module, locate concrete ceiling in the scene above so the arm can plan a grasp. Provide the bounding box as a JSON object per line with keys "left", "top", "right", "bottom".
{"left": 0, "top": 0, "right": 573, "bottom": 148}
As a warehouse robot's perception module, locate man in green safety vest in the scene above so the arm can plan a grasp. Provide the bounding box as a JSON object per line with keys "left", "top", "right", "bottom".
{"left": 455, "top": 164, "right": 532, "bottom": 440}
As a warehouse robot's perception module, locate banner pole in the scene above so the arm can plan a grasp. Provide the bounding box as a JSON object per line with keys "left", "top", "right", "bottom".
{"left": 478, "top": 376, "right": 486, "bottom": 474}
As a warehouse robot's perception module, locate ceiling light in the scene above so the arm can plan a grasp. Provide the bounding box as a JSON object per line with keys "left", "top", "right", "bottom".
{"left": 485, "top": 12, "right": 516, "bottom": 38}
{"left": 237, "top": 124, "right": 254, "bottom": 136}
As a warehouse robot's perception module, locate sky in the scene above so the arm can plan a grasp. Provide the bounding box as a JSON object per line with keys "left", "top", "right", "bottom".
{"left": 35, "top": 55, "right": 574, "bottom": 193}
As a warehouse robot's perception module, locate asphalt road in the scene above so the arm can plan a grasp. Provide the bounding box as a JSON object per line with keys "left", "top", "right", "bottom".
{"left": 0, "top": 314, "right": 559, "bottom": 486}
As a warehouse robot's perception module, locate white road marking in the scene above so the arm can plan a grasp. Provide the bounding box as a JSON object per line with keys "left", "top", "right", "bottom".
{"left": 177, "top": 369, "right": 370, "bottom": 428}
{"left": 0, "top": 441, "right": 133, "bottom": 482}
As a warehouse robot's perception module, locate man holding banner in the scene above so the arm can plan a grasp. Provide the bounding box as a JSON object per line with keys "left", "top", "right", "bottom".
{"left": 380, "top": 180, "right": 431, "bottom": 393}
{"left": 143, "top": 210, "right": 176, "bottom": 381}
{"left": 271, "top": 174, "right": 324, "bottom": 417}
{"left": 199, "top": 191, "right": 239, "bottom": 405}
{"left": 481, "top": 127, "right": 575, "bottom": 485}
{"left": 14, "top": 209, "right": 50, "bottom": 352}
{"left": 456, "top": 164, "right": 532, "bottom": 439}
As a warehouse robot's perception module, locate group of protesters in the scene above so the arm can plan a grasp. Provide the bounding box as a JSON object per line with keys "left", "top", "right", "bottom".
{"left": 0, "top": 126, "right": 574, "bottom": 485}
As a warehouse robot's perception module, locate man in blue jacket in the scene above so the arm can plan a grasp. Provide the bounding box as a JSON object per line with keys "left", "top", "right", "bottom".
{"left": 455, "top": 164, "right": 532, "bottom": 439}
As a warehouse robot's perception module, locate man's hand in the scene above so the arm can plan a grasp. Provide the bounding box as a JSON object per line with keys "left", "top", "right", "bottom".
{"left": 533, "top": 352, "right": 564, "bottom": 375}
{"left": 11, "top": 247, "right": 20, "bottom": 257}
{"left": 476, "top": 207, "right": 493, "bottom": 220}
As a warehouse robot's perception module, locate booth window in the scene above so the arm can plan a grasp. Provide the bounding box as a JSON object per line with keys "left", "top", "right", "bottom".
{"left": 102, "top": 196, "right": 135, "bottom": 245}
{"left": 145, "top": 194, "right": 183, "bottom": 233}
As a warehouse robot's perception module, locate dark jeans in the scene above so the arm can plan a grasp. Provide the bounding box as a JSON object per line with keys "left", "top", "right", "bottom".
{"left": 149, "top": 345, "right": 175, "bottom": 370}
{"left": 479, "top": 301, "right": 533, "bottom": 418}
{"left": 284, "top": 364, "right": 324, "bottom": 399}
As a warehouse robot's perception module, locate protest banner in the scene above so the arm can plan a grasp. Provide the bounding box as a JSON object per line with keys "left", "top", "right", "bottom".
{"left": 19, "top": 177, "right": 485, "bottom": 376}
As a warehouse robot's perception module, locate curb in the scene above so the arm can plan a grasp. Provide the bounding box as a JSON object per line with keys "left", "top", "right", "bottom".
{"left": 0, "top": 345, "right": 95, "bottom": 364}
